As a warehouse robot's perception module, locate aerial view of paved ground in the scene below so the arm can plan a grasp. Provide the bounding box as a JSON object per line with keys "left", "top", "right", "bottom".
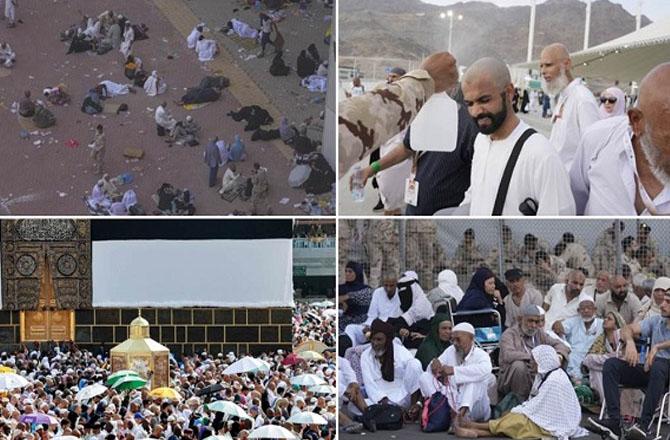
{"left": 0, "top": 0, "right": 333, "bottom": 215}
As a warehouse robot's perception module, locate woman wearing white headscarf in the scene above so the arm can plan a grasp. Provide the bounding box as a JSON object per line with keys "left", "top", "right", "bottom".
{"left": 459, "top": 345, "right": 587, "bottom": 439}
{"left": 427, "top": 269, "right": 465, "bottom": 313}
{"left": 144, "top": 71, "right": 167, "bottom": 96}
{"left": 598, "top": 86, "right": 626, "bottom": 118}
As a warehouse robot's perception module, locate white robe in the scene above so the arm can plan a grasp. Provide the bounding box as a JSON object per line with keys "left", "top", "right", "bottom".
{"left": 120, "top": 26, "right": 135, "bottom": 59}
{"left": 460, "top": 120, "right": 576, "bottom": 215}
{"left": 570, "top": 115, "right": 670, "bottom": 215}
{"left": 195, "top": 38, "right": 217, "bottom": 62}
{"left": 418, "top": 344, "right": 495, "bottom": 421}
{"left": 220, "top": 169, "right": 239, "bottom": 193}
{"left": 99, "top": 80, "right": 130, "bottom": 97}
{"left": 344, "top": 287, "right": 401, "bottom": 346}
{"left": 549, "top": 78, "right": 601, "bottom": 171}
{"left": 144, "top": 73, "right": 166, "bottom": 96}
{"left": 216, "top": 140, "right": 228, "bottom": 167}
{"left": 231, "top": 19, "right": 258, "bottom": 39}
{"left": 186, "top": 27, "right": 201, "bottom": 49}
{"left": 360, "top": 341, "right": 422, "bottom": 408}
{"left": 83, "top": 19, "right": 101, "bottom": 39}
{"left": 154, "top": 106, "right": 176, "bottom": 131}
{"left": 0, "top": 44, "right": 15, "bottom": 67}
{"left": 399, "top": 272, "right": 435, "bottom": 326}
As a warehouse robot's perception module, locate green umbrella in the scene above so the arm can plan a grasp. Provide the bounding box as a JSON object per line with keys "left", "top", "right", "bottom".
{"left": 106, "top": 370, "right": 140, "bottom": 387}
{"left": 110, "top": 375, "right": 147, "bottom": 391}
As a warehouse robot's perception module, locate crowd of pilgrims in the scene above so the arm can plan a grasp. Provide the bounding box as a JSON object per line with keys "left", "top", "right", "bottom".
{"left": 338, "top": 224, "right": 670, "bottom": 439}
{"left": 0, "top": 302, "right": 335, "bottom": 440}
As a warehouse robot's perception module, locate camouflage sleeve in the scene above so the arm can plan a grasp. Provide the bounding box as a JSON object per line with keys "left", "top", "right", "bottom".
{"left": 338, "top": 70, "right": 435, "bottom": 176}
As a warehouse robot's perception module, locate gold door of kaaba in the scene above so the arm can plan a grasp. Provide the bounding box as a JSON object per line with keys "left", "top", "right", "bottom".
{"left": 20, "top": 251, "right": 74, "bottom": 342}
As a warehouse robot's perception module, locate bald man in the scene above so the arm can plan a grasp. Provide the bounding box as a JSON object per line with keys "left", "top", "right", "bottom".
{"left": 570, "top": 62, "right": 670, "bottom": 215}
{"left": 540, "top": 43, "right": 600, "bottom": 171}
{"left": 459, "top": 57, "right": 575, "bottom": 215}
{"left": 350, "top": 52, "right": 478, "bottom": 215}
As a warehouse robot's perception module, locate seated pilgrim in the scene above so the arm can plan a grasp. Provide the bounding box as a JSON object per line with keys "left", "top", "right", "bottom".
{"left": 354, "top": 319, "right": 423, "bottom": 417}
{"left": 196, "top": 35, "right": 218, "bottom": 62}
{"left": 551, "top": 292, "right": 603, "bottom": 382}
{"left": 459, "top": 345, "right": 587, "bottom": 439}
{"left": 385, "top": 271, "right": 435, "bottom": 349}
{"left": 418, "top": 322, "right": 496, "bottom": 428}
{"left": 498, "top": 304, "right": 570, "bottom": 401}
{"left": 171, "top": 115, "right": 201, "bottom": 146}
{"left": 0, "top": 42, "right": 16, "bottom": 67}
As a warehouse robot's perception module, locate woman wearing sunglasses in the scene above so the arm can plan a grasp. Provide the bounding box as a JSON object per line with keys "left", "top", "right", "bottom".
{"left": 598, "top": 86, "right": 626, "bottom": 118}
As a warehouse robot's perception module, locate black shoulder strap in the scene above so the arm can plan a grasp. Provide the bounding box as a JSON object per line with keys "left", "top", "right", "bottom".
{"left": 492, "top": 128, "right": 537, "bottom": 215}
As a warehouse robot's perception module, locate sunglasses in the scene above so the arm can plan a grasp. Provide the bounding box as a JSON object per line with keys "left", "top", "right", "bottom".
{"left": 600, "top": 96, "right": 617, "bottom": 104}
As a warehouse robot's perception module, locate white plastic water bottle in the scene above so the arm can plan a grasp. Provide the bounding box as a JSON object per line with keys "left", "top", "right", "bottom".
{"left": 351, "top": 165, "right": 365, "bottom": 202}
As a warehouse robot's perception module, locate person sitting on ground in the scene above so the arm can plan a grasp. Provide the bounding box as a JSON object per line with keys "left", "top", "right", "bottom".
{"left": 316, "top": 60, "right": 328, "bottom": 77}
{"left": 144, "top": 70, "right": 167, "bottom": 96}
{"left": 456, "top": 267, "right": 506, "bottom": 327}
{"left": 97, "top": 80, "right": 132, "bottom": 97}
{"left": 339, "top": 261, "right": 374, "bottom": 332}
{"left": 81, "top": 88, "right": 103, "bottom": 114}
{"left": 279, "top": 116, "right": 298, "bottom": 144}
{"left": 418, "top": 322, "right": 496, "bottom": 433}
{"left": 219, "top": 163, "right": 242, "bottom": 196}
{"left": 307, "top": 43, "right": 321, "bottom": 65}
{"left": 227, "top": 18, "right": 258, "bottom": 40}
{"left": 386, "top": 271, "right": 435, "bottom": 350}
{"left": 228, "top": 135, "right": 247, "bottom": 162}
{"left": 414, "top": 313, "right": 452, "bottom": 370}
{"left": 171, "top": 115, "right": 201, "bottom": 146}
{"left": 427, "top": 269, "right": 464, "bottom": 313}
{"left": 357, "top": 319, "right": 423, "bottom": 424}
{"left": 303, "top": 152, "right": 335, "bottom": 195}
{"left": 156, "top": 183, "right": 176, "bottom": 212}
{"left": 87, "top": 180, "right": 113, "bottom": 211}
{"left": 498, "top": 304, "right": 570, "bottom": 402}
{"left": 585, "top": 288, "right": 670, "bottom": 440}
{"left": 296, "top": 50, "right": 316, "bottom": 78}
{"left": 195, "top": 35, "right": 218, "bottom": 62}
{"left": 123, "top": 54, "right": 142, "bottom": 80}
{"left": 100, "top": 17, "right": 121, "bottom": 50}
{"left": 582, "top": 311, "right": 625, "bottom": 405}
{"left": 18, "top": 90, "right": 36, "bottom": 118}
{"left": 43, "top": 85, "right": 70, "bottom": 106}
{"left": 0, "top": 42, "right": 16, "bottom": 67}
{"left": 269, "top": 52, "right": 290, "bottom": 76}
{"left": 460, "top": 345, "right": 587, "bottom": 439}
{"left": 187, "top": 23, "right": 204, "bottom": 49}
{"left": 67, "top": 30, "right": 94, "bottom": 54}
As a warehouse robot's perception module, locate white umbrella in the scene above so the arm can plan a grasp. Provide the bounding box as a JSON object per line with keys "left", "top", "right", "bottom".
{"left": 202, "top": 436, "right": 232, "bottom": 440}
{"left": 0, "top": 373, "right": 29, "bottom": 390}
{"left": 311, "top": 300, "right": 335, "bottom": 308}
{"left": 297, "top": 351, "right": 324, "bottom": 361}
{"left": 248, "top": 425, "right": 297, "bottom": 439}
{"left": 205, "top": 400, "right": 253, "bottom": 420}
{"left": 290, "top": 374, "right": 326, "bottom": 387}
{"left": 287, "top": 411, "right": 328, "bottom": 425}
{"left": 308, "top": 384, "right": 336, "bottom": 395}
{"left": 322, "top": 309, "right": 337, "bottom": 318}
{"left": 53, "top": 436, "right": 80, "bottom": 440}
{"left": 222, "top": 356, "right": 270, "bottom": 375}
{"left": 76, "top": 383, "right": 108, "bottom": 401}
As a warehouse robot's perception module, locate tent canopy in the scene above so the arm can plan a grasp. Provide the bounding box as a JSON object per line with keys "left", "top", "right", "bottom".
{"left": 515, "top": 18, "right": 670, "bottom": 84}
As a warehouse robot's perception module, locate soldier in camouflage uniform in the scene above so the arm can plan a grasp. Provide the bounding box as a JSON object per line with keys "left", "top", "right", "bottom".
{"left": 405, "top": 220, "right": 437, "bottom": 289}
{"left": 516, "top": 234, "right": 549, "bottom": 277}
{"left": 592, "top": 222, "right": 624, "bottom": 274}
{"left": 556, "top": 232, "right": 595, "bottom": 277}
{"left": 485, "top": 225, "right": 519, "bottom": 275}
{"left": 637, "top": 223, "right": 660, "bottom": 256}
{"left": 453, "top": 228, "right": 485, "bottom": 285}
{"left": 338, "top": 53, "right": 457, "bottom": 176}
{"left": 365, "top": 220, "right": 400, "bottom": 288}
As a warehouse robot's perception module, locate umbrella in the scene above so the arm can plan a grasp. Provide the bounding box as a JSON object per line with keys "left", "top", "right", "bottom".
{"left": 0, "top": 373, "right": 29, "bottom": 390}
{"left": 196, "top": 383, "right": 224, "bottom": 396}
{"left": 287, "top": 411, "right": 328, "bottom": 425}
{"left": 76, "top": 383, "right": 108, "bottom": 401}
{"left": 202, "top": 436, "right": 231, "bottom": 440}
{"left": 297, "top": 351, "right": 324, "bottom": 361}
{"left": 110, "top": 375, "right": 147, "bottom": 391}
{"left": 248, "top": 425, "right": 297, "bottom": 439}
{"left": 0, "top": 366, "right": 15, "bottom": 373}
{"left": 310, "top": 300, "right": 335, "bottom": 308}
{"left": 149, "top": 387, "right": 182, "bottom": 401}
{"left": 294, "top": 340, "right": 328, "bottom": 354}
{"left": 308, "top": 384, "right": 336, "bottom": 395}
{"left": 222, "top": 356, "right": 270, "bottom": 375}
{"left": 20, "top": 413, "right": 58, "bottom": 425}
{"left": 53, "top": 436, "right": 79, "bottom": 440}
{"left": 290, "top": 374, "right": 326, "bottom": 387}
{"left": 106, "top": 370, "right": 140, "bottom": 386}
{"left": 205, "top": 400, "right": 253, "bottom": 420}
{"left": 281, "top": 353, "right": 299, "bottom": 366}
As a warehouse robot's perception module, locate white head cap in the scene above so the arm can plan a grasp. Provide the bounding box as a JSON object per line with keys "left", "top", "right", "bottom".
{"left": 452, "top": 322, "right": 475, "bottom": 335}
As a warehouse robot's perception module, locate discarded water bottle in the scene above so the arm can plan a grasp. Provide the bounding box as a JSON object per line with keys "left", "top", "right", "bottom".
{"left": 351, "top": 165, "right": 365, "bottom": 202}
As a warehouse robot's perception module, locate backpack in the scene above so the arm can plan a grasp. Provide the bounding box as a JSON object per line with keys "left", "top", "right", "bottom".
{"left": 362, "top": 403, "right": 403, "bottom": 431}
{"left": 421, "top": 391, "right": 451, "bottom": 432}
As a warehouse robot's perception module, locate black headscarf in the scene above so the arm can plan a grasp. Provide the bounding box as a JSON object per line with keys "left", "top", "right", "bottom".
{"left": 456, "top": 267, "right": 496, "bottom": 311}
{"left": 370, "top": 319, "right": 395, "bottom": 382}
{"left": 338, "top": 261, "right": 367, "bottom": 294}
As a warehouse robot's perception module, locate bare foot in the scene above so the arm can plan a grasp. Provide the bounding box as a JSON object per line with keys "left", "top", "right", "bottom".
{"left": 453, "top": 425, "right": 478, "bottom": 438}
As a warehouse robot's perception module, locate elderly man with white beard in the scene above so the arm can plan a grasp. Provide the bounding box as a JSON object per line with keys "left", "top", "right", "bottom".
{"left": 540, "top": 43, "right": 600, "bottom": 171}
{"left": 570, "top": 62, "right": 670, "bottom": 215}
{"left": 419, "top": 322, "right": 496, "bottom": 435}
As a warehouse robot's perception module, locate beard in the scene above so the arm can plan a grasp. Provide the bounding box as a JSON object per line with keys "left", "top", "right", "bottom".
{"left": 475, "top": 93, "right": 508, "bottom": 135}
{"left": 522, "top": 326, "right": 538, "bottom": 337}
{"left": 640, "top": 127, "right": 670, "bottom": 186}
{"left": 581, "top": 315, "right": 595, "bottom": 323}
{"left": 541, "top": 67, "right": 570, "bottom": 97}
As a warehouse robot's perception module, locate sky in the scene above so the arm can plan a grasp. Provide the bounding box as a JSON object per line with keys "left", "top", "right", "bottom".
{"left": 420, "top": 0, "right": 670, "bottom": 21}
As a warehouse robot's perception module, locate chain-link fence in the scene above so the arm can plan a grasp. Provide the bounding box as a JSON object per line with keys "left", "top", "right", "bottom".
{"left": 339, "top": 218, "right": 670, "bottom": 294}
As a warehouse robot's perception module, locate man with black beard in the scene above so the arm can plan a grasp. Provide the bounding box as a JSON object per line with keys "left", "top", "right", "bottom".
{"left": 458, "top": 57, "right": 574, "bottom": 215}
{"left": 540, "top": 43, "right": 600, "bottom": 171}
{"left": 586, "top": 288, "right": 670, "bottom": 440}
{"left": 498, "top": 304, "right": 569, "bottom": 401}
{"left": 595, "top": 275, "right": 642, "bottom": 324}
{"left": 570, "top": 62, "right": 670, "bottom": 215}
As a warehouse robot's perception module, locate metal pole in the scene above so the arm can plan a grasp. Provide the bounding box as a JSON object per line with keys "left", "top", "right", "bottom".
{"left": 526, "top": 0, "right": 536, "bottom": 63}
{"left": 636, "top": 0, "right": 643, "bottom": 30}
{"left": 448, "top": 14, "right": 454, "bottom": 53}
{"left": 497, "top": 220, "right": 505, "bottom": 277}
{"left": 583, "top": 0, "right": 592, "bottom": 50}
{"left": 614, "top": 220, "right": 622, "bottom": 276}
